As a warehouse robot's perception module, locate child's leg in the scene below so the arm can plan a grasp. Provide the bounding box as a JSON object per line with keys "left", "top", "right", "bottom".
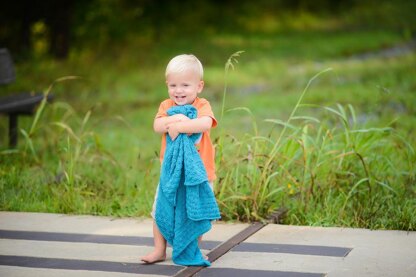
{"left": 141, "top": 221, "right": 167, "bottom": 263}
{"left": 198, "top": 235, "right": 209, "bottom": 260}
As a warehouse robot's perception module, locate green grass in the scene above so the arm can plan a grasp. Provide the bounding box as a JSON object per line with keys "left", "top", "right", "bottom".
{"left": 1, "top": 28, "right": 415, "bottom": 230}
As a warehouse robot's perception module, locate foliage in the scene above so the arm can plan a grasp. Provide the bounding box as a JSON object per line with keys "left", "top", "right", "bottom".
{"left": 1, "top": 0, "right": 415, "bottom": 58}
{"left": 0, "top": 23, "right": 415, "bottom": 230}
{"left": 215, "top": 59, "right": 415, "bottom": 230}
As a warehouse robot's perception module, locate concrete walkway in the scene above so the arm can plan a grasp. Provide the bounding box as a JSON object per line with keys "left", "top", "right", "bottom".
{"left": 0, "top": 212, "right": 415, "bottom": 276}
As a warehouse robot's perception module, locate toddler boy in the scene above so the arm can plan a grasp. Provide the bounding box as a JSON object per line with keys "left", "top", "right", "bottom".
{"left": 141, "top": 54, "right": 220, "bottom": 266}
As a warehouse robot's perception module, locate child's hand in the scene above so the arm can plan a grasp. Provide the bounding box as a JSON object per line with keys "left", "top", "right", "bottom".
{"left": 167, "top": 123, "right": 180, "bottom": 141}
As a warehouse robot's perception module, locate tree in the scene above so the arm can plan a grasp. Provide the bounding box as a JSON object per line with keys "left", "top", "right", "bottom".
{"left": 0, "top": 0, "right": 74, "bottom": 59}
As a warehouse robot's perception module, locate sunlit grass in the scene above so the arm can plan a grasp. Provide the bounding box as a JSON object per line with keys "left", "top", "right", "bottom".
{"left": 0, "top": 29, "right": 415, "bottom": 230}
{"left": 215, "top": 59, "right": 415, "bottom": 230}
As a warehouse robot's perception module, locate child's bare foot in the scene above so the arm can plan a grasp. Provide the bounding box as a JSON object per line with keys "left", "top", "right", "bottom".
{"left": 141, "top": 251, "right": 166, "bottom": 264}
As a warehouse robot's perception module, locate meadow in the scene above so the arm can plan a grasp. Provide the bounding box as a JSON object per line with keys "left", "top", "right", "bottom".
{"left": 1, "top": 28, "right": 415, "bottom": 230}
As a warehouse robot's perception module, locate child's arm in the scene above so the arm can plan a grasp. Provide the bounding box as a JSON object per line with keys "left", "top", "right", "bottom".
{"left": 167, "top": 116, "right": 213, "bottom": 141}
{"left": 153, "top": 114, "right": 190, "bottom": 134}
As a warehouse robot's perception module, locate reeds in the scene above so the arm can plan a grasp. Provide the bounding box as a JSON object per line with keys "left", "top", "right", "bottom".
{"left": 215, "top": 52, "right": 415, "bottom": 230}
{"left": 0, "top": 76, "right": 158, "bottom": 216}
{"left": 0, "top": 51, "right": 414, "bottom": 230}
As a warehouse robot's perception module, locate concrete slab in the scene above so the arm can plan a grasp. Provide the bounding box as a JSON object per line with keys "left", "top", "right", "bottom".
{"left": 0, "top": 212, "right": 248, "bottom": 277}
{"left": 208, "top": 224, "right": 416, "bottom": 277}
{"left": 1, "top": 212, "right": 415, "bottom": 277}
{"left": 0, "top": 212, "right": 248, "bottom": 241}
{"left": 0, "top": 239, "right": 161, "bottom": 264}
{"left": 0, "top": 212, "right": 150, "bottom": 236}
{"left": 0, "top": 266, "right": 142, "bottom": 277}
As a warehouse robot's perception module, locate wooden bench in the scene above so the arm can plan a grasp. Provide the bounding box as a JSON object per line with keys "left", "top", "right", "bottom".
{"left": 0, "top": 48, "right": 53, "bottom": 148}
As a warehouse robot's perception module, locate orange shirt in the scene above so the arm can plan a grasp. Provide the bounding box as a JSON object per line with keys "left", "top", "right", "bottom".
{"left": 155, "top": 97, "right": 217, "bottom": 181}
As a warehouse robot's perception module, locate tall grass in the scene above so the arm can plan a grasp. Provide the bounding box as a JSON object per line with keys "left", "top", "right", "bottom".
{"left": 215, "top": 52, "right": 415, "bottom": 230}
{"left": 0, "top": 78, "right": 158, "bottom": 216}
{"left": 1, "top": 39, "right": 415, "bottom": 230}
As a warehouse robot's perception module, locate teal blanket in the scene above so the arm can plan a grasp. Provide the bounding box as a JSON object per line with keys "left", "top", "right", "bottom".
{"left": 155, "top": 104, "right": 221, "bottom": 266}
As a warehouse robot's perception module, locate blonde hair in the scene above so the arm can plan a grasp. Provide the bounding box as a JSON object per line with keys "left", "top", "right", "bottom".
{"left": 165, "top": 54, "right": 204, "bottom": 80}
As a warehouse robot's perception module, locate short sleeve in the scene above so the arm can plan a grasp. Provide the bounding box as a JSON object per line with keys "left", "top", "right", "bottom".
{"left": 155, "top": 99, "right": 174, "bottom": 118}
{"left": 196, "top": 98, "right": 217, "bottom": 128}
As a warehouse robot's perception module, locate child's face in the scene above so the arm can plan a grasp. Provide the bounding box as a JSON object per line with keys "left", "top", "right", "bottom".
{"left": 166, "top": 70, "right": 204, "bottom": 105}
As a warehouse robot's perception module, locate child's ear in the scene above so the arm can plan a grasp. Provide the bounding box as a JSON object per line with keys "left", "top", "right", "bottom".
{"left": 197, "top": 80, "right": 204, "bottom": 93}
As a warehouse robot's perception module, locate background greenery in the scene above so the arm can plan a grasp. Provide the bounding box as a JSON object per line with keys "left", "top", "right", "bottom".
{"left": 1, "top": 0, "right": 415, "bottom": 230}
